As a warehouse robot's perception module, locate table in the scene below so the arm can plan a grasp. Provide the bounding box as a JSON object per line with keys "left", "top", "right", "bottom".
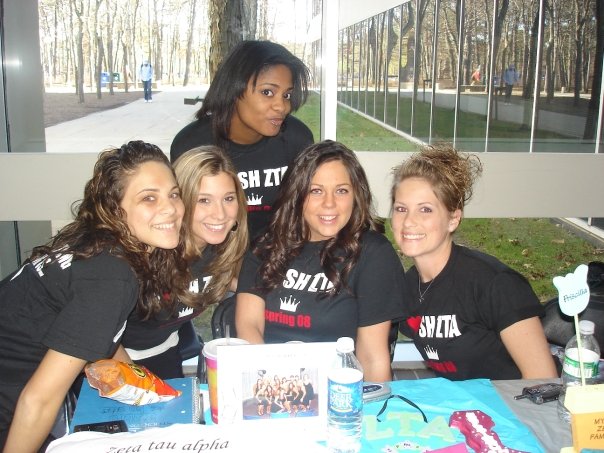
{"left": 358, "top": 378, "right": 569, "bottom": 452}
{"left": 198, "top": 377, "right": 571, "bottom": 452}
{"left": 492, "top": 378, "right": 571, "bottom": 452}
{"left": 49, "top": 378, "right": 573, "bottom": 453}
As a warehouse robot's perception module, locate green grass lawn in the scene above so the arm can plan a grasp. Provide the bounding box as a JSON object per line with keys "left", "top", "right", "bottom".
{"left": 384, "top": 218, "right": 602, "bottom": 302}
{"left": 293, "top": 92, "right": 418, "bottom": 151}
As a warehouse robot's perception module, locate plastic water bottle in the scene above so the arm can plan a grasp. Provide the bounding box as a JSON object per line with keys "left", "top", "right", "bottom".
{"left": 327, "top": 337, "right": 364, "bottom": 453}
{"left": 557, "top": 319, "right": 601, "bottom": 423}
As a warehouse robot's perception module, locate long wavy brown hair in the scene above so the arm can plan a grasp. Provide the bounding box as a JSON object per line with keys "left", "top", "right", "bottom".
{"left": 254, "top": 140, "right": 382, "bottom": 295}
{"left": 30, "top": 140, "right": 195, "bottom": 319}
{"left": 173, "top": 146, "right": 248, "bottom": 309}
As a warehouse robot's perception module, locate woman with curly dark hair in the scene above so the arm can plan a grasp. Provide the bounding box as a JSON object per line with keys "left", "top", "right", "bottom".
{"left": 235, "top": 140, "right": 406, "bottom": 382}
{"left": 121, "top": 146, "right": 248, "bottom": 378}
{"left": 0, "top": 141, "right": 189, "bottom": 452}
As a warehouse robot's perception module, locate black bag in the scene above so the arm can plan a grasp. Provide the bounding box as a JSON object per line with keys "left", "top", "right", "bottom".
{"left": 542, "top": 261, "right": 604, "bottom": 347}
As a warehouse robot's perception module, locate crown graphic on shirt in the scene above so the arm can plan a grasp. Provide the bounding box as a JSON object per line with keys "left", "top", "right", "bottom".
{"left": 424, "top": 345, "right": 439, "bottom": 360}
{"left": 178, "top": 307, "right": 194, "bottom": 318}
{"left": 247, "top": 193, "right": 263, "bottom": 206}
{"left": 280, "top": 295, "right": 301, "bottom": 313}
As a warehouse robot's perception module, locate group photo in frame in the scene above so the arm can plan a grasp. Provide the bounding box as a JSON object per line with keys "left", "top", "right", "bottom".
{"left": 217, "top": 342, "right": 336, "bottom": 438}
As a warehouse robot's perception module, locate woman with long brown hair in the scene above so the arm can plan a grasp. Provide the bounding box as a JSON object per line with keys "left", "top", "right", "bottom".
{"left": 236, "top": 140, "right": 406, "bottom": 382}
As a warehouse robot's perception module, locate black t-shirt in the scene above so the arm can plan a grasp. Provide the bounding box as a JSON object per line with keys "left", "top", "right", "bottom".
{"left": 237, "top": 230, "right": 407, "bottom": 343}
{"left": 401, "top": 243, "right": 545, "bottom": 380}
{"left": 170, "top": 115, "right": 314, "bottom": 240}
{"left": 0, "top": 250, "right": 138, "bottom": 433}
{"left": 121, "top": 246, "right": 214, "bottom": 378}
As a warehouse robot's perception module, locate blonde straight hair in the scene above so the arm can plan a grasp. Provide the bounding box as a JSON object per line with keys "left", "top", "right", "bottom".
{"left": 174, "top": 146, "right": 248, "bottom": 308}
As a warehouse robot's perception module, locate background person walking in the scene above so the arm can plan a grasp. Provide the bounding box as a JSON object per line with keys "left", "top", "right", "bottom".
{"left": 503, "top": 64, "right": 519, "bottom": 104}
{"left": 139, "top": 60, "right": 153, "bottom": 103}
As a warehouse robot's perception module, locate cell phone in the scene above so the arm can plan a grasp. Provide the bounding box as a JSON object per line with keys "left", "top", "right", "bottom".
{"left": 513, "top": 383, "right": 563, "bottom": 404}
{"left": 363, "top": 382, "right": 391, "bottom": 403}
{"left": 73, "top": 420, "right": 128, "bottom": 434}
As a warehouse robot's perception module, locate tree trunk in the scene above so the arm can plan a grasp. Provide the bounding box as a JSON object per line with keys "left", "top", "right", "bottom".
{"left": 583, "top": 0, "right": 602, "bottom": 139}
{"left": 574, "top": 0, "right": 588, "bottom": 105}
{"left": 399, "top": 2, "right": 415, "bottom": 83}
{"left": 72, "top": 0, "right": 85, "bottom": 103}
{"left": 105, "top": 0, "right": 115, "bottom": 95}
{"left": 183, "top": 0, "right": 198, "bottom": 86}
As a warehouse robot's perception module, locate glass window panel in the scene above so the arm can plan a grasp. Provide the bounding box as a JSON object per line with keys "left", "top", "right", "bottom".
{"left": 531, "top": 0, "right": 597, "bottom": 153}
{"left": 384, "top": 8, "right": 401, "bottom": 129}
{"left": 397, "top": 3, "right": 415, "bottom": 135}
{"left": 455, "top": 0, "right": 489, "bottom": 152}
{"left": 484, "top": 0, "right": 533, "bottom": 152}
{"left": 432, "top": 0, "right": 458, "bottom": 142}
{"left": 411, "top": 0, "right": 436, "bottom": 143}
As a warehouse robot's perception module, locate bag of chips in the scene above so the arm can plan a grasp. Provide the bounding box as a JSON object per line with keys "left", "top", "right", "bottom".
{"left": 85, "top": 359, "right": 181, "bottom": 405}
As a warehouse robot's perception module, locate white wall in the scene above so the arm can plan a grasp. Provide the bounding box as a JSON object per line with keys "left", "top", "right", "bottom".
{"left": 2, "top": 151, "right": 604, "bottom": 223}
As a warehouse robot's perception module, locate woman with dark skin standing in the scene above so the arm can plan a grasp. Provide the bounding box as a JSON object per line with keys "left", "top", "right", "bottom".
{"left": 170, "top": 40, "right": 314, "bottom": 240}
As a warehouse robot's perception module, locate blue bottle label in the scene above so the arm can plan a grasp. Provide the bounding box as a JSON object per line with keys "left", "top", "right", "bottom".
{"left": 328, "top": 377, "right": 363, "bottom": 416}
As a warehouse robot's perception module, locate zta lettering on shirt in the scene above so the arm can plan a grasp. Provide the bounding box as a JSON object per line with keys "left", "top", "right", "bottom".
{"left": 283, "top": 269, "right": 334, "bottom": 292}
{"left": 237, "top": 166, "right": 288, "bottom": 189}
{"left": 418, "top": 314, "right": 461, "bottom": 338}
{"left": 189, "top": 275, "right": 211, "bottom": 294}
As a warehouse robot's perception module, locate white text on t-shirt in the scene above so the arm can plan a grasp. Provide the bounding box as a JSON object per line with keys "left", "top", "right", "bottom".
{"left": 418, "top": 314, "right": 462, "bottom": 338}
{"left": 237, "top": 166, "right": 288, "bottom": 189}
{"left": 282, "top": 269, "right": 334, "bottom": 292}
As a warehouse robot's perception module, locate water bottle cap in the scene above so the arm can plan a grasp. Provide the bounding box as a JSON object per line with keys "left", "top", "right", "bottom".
{"left": 336, "top": 337, "right": 354, "bottom": 353}
{"left": 579, "top": 319, "right": 595, "bottom": 335}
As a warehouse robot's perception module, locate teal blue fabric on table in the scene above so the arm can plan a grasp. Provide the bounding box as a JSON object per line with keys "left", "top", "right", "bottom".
{"left": 201, "top": 378, "right": 545, "bottom": 452}
{"left": 361, "top": 378, "right": 544, "bottom": 452}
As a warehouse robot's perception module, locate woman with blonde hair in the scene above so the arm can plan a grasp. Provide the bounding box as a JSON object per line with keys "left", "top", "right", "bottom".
{"left": 391, "top": 143, "right": 557, "bottom": 380}
{"left": 121, "top": 146, "right": 248, "bottom": 378}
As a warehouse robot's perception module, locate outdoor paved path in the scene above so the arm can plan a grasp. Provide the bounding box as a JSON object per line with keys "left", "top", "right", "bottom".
{"left": 45, "top": 85, "right": 207, "bottom": 154}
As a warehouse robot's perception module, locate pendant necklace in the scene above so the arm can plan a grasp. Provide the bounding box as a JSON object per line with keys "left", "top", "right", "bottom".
{"left": 418, "top": 274, "right": 435, "bottom": 303}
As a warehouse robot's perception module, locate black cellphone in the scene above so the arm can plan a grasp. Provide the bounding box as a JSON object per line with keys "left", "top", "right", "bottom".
{"left": 513, "top": 383, "right": 563, "bottom": 404}
{"left": 73, "top": 420, "right": 128, "bottom": 434}
{"left": 363, "top": 382, "right": 392, "bottom": 403}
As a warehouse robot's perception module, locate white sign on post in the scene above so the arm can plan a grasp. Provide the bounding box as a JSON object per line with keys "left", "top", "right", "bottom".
{"left": 553, "top": 264, "right": 590, "bottom": 316}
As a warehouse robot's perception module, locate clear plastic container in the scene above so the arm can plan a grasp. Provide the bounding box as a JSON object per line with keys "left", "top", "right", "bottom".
{"left": 327, "top": 337, "right": 364, "bottom": 453}
{"left": 557, "top": 320, "right": 601, "bottom": 423}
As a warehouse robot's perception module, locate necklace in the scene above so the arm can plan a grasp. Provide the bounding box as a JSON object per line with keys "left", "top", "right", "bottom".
{"left": 418, "top": 274, "right": 435, "bottom": 303}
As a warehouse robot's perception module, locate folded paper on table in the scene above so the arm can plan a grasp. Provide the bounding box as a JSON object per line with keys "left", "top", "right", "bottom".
{"left": 48, "top": 423, "right": 329, "bottom": 453}
{"left": 70, "top": 377, "right": 201, "bottom": 433}
{"left": 564, "top": 383, "right": 604, "bottom": 451}
{"left": 361, "top": 378, "right": 545, "bottom": 453}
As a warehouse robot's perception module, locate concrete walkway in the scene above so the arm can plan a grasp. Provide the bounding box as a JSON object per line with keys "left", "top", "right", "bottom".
{"left": 45, "top": 85, "right": 208, "bottom": 154}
